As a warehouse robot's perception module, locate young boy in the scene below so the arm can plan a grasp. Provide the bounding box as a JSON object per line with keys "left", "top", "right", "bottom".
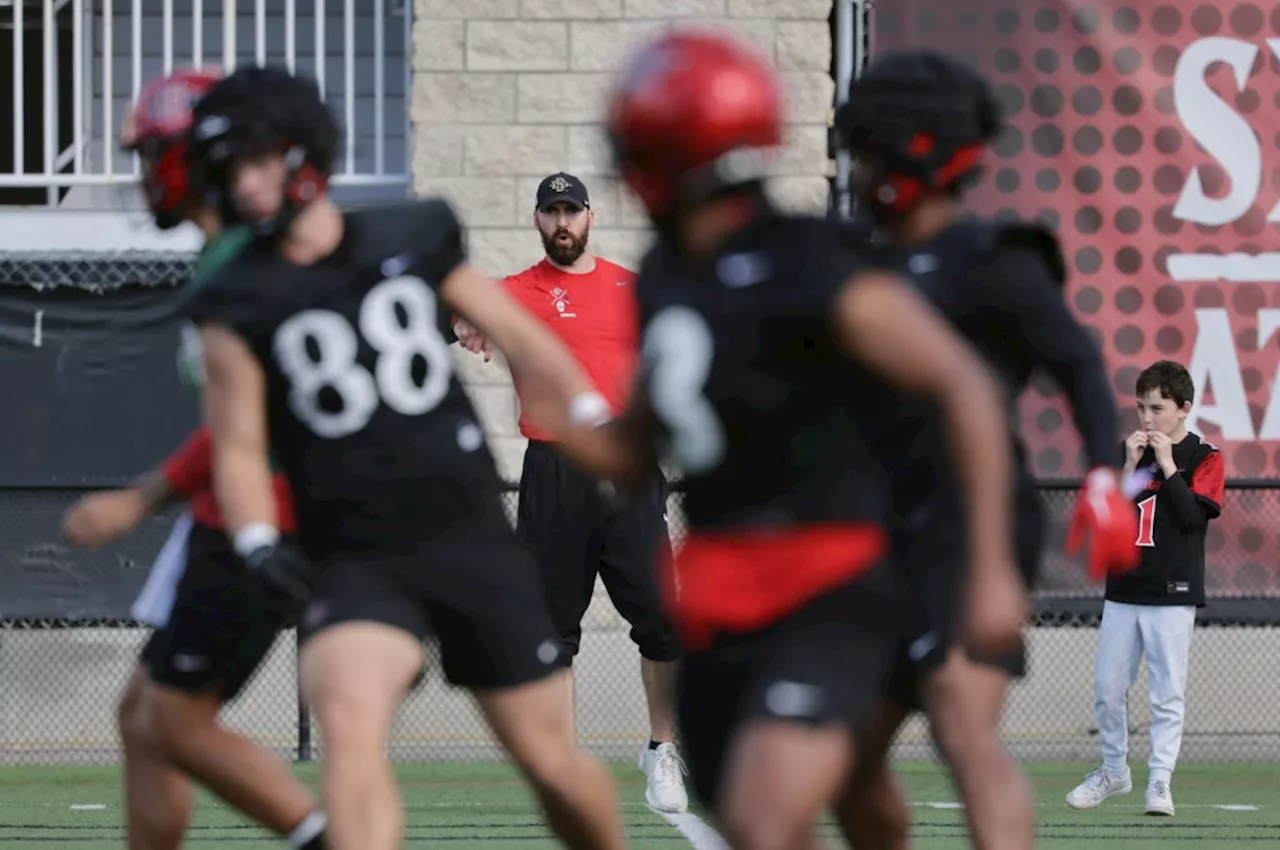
{"left": 1067, "top": 360, "right": 1225, "bottom": 817}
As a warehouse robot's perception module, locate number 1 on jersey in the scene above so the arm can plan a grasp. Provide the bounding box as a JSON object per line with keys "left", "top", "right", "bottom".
{"left": 1135, "top": 494, "right": 1157, "bottom": 547}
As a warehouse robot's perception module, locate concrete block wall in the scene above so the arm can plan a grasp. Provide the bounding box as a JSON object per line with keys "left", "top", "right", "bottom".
{"left": 411, "top": 0, "right": 834, "bottom": 479}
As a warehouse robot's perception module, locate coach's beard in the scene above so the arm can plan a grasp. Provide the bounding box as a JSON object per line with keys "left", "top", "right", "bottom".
{"left": 542, "top": 227, "right": 588, "bottom": 266}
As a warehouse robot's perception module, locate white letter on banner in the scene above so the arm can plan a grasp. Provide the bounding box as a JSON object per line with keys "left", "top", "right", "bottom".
{"left": 1268, "top": 40, "right": 1280, "bottom": 223}
{"left": 1186, "top": 309, "right": 1254, "bottom": 440}
{"left": 1255, "top": 310, "right": 1280, "bottom": 439}
{"left": 1172, "top": 38, "right": 1260, "bottom": 227}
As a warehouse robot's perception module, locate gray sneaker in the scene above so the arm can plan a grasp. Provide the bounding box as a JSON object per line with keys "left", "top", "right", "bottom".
{"left": 1145, "top": 780, "right": 1175, "bottom": 816}
{"left": 1065, "top": 766, "right": 1133, "bottom": 809}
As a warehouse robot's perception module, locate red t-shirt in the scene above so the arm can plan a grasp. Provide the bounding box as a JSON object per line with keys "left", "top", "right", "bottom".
{"left": 500, "top": 257, "right": 639, "bottom": 442}
{"left": 160, "top": 425, "right": 297, "bottom": 532}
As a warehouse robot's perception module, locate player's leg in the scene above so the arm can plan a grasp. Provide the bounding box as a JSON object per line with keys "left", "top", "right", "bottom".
{"left": 476, "top": 675, "right": 627, "bottom": 850}
{"left": 121, "top": 516, "right": 197, "bottom": 850}
{"left": 922, "top": 648, "right": 1033, "bottom": 850}
{"left": 118, "top": 661, "right": 192, "bottom": 850}
{"left": 597, "top": 475, "right": 687, "bottom": 812}
{"left": 516, "top": 440, "right": 598, "bottom": 741}
{"left": 1067, "top": 599, "right": 1143, "bottom": 808}
{"left": 1137, "top": 604, "right": 1196, "bottom": 816}
{"left": 434, "top": 539, "right": 626, "bottom": 850}
{"left": 145, "top": 527, "right": 325, "bottom": 845}
{"left": 297, "top": 562, "right": 429, "bottom": 850}
{"left": 926, "top": 560, "right": 1032, "bottom": 849}
{"left": 713, "top": 578, "right": 899, "bottom": 850}
{"left": 831, "top": 696, "right": 913, "bottom": 850}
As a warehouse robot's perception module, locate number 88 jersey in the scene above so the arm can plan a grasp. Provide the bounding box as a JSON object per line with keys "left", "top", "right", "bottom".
{"left": 185, "top": 199, "right": 506, "bottom": 560}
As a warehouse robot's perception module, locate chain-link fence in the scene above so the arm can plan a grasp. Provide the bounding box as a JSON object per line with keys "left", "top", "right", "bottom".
{"left": 1, "top": 482, "right": 1277, "bottom": 767}
{"left": 0, "top": 252, "right": 193, "bottom": 293}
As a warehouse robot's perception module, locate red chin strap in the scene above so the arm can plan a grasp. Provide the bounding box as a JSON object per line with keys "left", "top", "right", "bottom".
{"left": 870, "top": 142, "right": 988, "bottom": 214}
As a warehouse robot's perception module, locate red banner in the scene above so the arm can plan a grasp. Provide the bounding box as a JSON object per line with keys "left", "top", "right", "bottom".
{"left": 873, "top": 1, "right": 1280, "bottom": 597}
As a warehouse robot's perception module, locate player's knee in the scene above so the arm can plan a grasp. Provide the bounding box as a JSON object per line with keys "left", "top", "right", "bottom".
{"left": 509, "top": 733, "right": 580, "bottom": 794}
{"left": 838, "top": 785, "right": 910, "bottom": 850}
{"left": 717, "top": 801, "right": 808, "bottom": 850}
{"left": 117, "top": 679, "right": 156, "bottom": 754}
{"left": 929, "top": 703, "right": 1006, "bottom": 776}
{"left": 148, "top": 690, "right": 221, "bottom": 768}
{"left": 312, "top": 686, "right": 394, "bottom": 756}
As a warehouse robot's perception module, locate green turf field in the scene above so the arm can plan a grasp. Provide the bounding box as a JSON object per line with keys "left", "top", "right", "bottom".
{"left": 0, "top": 760, "right": 1275, "bottom": 848}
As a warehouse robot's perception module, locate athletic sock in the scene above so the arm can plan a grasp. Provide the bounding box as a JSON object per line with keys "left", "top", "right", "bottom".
{"left": 290, "top": 811, "right": 327, "bottom": 849}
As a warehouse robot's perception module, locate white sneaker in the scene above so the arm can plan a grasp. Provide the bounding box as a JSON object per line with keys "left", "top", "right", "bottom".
{"left": 639, "top": 742, "right": 689, "bottom": 814}
{"left": 1065, "top": 766, "right": 1133, "bottom": 809}
{"left": 1145, "top": 780, "right": 1175, "bottom": 816}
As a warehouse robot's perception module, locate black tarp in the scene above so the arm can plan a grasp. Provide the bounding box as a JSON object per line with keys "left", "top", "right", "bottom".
{"left": 0, "top": 259, "right": 198, "bottom": 618}
{"left": 0, "top": 283, "right": 200, "bottom": 486}
{"left": 0, "top": 490, "right": 181, "bottom": 620}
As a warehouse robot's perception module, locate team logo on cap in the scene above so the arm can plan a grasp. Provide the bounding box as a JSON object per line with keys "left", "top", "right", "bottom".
{"left": 549, "top": 176, "right": 572, "bottom": 193}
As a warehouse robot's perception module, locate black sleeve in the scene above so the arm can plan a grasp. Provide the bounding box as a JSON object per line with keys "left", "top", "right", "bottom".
{"left": 977, "top": 245, "right": 1119, "bottom": 469}
{"left": 806, "top": 218, "right": 873, "bottom": 313}
{"left": 1159, "top": 472, "right": 1210, "bottom": 530}
{"left": 183, "top": 262, "right": 265, "bottom": 342}
{"left": 408, "top": 198, "right": 468, "bottom": 286}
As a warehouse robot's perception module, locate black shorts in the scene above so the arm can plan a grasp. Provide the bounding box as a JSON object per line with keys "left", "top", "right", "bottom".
{"left": 297, "top": 533, "right": 564, "bottom": 691}
{"left": 676, "top": 568, "right": 900, "bottom": 808}
{"left": 141, "top": 523, "right": 286, "bottom": 703}
{"left": 884, "top": 485, "right": 1045, "bottom": 710}
{"left": 517, "top": 440, "right": 680, "bottom": 665}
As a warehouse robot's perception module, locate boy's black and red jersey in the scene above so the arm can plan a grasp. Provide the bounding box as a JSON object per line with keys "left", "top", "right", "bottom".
{"left": 1105, "top": 432, "right": 1224, "bottom": 608}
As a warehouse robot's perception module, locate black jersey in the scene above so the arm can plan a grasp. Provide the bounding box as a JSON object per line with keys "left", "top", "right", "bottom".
{"left": 636, "top": 211, "right": 890, "bottom": 535}
{"left": 185, "top": 199, "right": 507, "bottom": 560}
{"left": 865, "top": 220, "right": 1119, "bottom": 518}
{"left": 634, "top": 208, "right": 899, "bottom": 645}
{"left": 1106, "top": 432, "right": 1224, "bottom": 608}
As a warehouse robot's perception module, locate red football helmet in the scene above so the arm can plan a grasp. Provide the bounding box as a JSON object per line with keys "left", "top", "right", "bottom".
{"left": 607, "top": 30, "right": 783, "bottom": 221}
{"left": 121, "top": 68, "right": 221, "bottom": 230}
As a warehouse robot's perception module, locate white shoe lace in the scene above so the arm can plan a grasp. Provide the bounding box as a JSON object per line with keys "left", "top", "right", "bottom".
{"left": 1081, "top": 768, "right": 1108, "bottom": 793}
{"left": 652, "top": 747, "right": 687, "bottom": 788}
{"left": 1151, "top": 781, "right": 1170, "bottom": 799}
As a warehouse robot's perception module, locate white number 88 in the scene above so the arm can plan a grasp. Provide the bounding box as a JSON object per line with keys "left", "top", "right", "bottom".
{"left": 272, "top": 275, "right": 454, "bottom": 439}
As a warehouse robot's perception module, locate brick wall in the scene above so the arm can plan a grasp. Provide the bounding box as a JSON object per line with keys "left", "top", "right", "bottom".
{"left": 410, "top": 0, "right": 834, "bottom": 479}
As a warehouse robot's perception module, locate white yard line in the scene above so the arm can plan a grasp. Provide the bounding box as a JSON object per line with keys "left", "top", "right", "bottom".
{"left": 649, "top": 805, "right": 730, "bottom": 850}
{"left": 915, "top": 800, "right": 1264, "bottom": 810}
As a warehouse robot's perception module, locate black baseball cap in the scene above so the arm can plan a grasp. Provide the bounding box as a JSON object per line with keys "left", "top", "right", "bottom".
{"left": 536, "top": 172, "right": 590, "bottom": 211}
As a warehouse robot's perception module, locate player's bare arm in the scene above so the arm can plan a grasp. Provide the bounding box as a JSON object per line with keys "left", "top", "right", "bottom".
{"left": 62, "top": 466, "right": 178, "bottom": 549}
{"left": 558, "top": 374, "right": 661, "bottom": 489}
{"left": 833, "top": 270, "right": 1026, "bottom": 653}
{"left": 61, "top": 431, "right": 206, "bottom": 549}
{"left": 989, "top": 241, "right": 1119, "bottom": 470}
{"left": 198, "top": 322, "right": 277, "bottom": 538}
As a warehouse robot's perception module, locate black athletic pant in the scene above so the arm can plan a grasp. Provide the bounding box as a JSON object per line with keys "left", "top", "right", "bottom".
{"left": 516, "top": 440, "right": 682, "bottom": 665}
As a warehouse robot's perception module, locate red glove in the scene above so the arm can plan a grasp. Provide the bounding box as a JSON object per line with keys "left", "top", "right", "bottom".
{"left": 1065, "top": 467, "right": 1144, "bottom": 582}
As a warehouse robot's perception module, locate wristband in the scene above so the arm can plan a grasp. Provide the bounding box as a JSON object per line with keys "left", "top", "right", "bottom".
{"left": 233, "top": 522, "right": 280, "bottom": 560}
{"left": 569, "top": 392, "right": 612, "bottom": 427}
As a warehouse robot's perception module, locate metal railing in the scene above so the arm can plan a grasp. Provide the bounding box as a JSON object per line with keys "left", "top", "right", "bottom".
{"left": 0, "top": 0, "right": 410, "bottom": 207}
{"left": 0, "top": 480, "right": 1277, "bottom": 766}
